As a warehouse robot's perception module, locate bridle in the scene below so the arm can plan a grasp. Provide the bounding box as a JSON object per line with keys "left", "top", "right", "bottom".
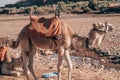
{"left": 102, "top": 21, "right": 108, "bottom": 42}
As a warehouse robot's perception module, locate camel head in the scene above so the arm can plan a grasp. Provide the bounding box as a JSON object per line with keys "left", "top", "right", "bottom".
{"left": 92, "top": 22, "right": 114, "bottom": 32}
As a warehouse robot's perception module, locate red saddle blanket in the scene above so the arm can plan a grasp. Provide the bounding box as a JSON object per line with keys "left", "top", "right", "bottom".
{"left": 0, "top": 46, "right": 7, "bottom": 62}
{"left": 28, "top": 16, "right": 62, "bottom": 37}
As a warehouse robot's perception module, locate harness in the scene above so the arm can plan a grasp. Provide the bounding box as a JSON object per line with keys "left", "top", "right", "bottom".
{"left": 48, "top": 21, "right": 65, "bottom": 50}
{"left": 102, "top": 21, "right": 108, "bottom": 42}
{"left": 48, "top": 36, "right": 59, "bottom": 49}
{"left": 93, "top": 22, "right": 108, "bottom": 41}
{"left": 86, "top": 37, "right": 89, "bottom": 49}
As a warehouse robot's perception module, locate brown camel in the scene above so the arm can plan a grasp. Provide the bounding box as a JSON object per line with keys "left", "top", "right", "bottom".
{"left": 11, "top": 15, "right": 75, "bottom": 80}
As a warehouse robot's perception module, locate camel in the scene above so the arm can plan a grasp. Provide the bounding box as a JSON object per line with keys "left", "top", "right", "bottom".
{"left": 11, "top": 13, "right": 114, "bottom": 80}
{"left": 11, "top": 15, "right": 75, "bottom": 80}
{"left": 72, "top": 22, "right": 114, "bottom": 51}
{"left": 0, "top": 37, "right": 24, "bottom": 76}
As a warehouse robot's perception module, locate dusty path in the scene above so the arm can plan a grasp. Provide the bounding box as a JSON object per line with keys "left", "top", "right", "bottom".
{"left": 0, "top": 14, "right": 120, "bottom": 80}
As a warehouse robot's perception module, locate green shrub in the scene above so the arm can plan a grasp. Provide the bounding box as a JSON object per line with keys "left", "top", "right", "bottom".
{"left": 18, "top": 7, "right": 30, "bottom": 14}
{"left": 98, "top": 2, "right": 109, "bottom": 13}
{"left": 82, "top": 6, "right": 92, "bottom": 13}
{"left": 0, "top": 8, "right": 17, "bottom": 14}
{"left": 57, "top": 1, "right": 66, "bottom": 11}
{"left": 0, "top": 9, "right": 9, "bottom": 14}
{"left": 88, "top": 0, "right": 98, "bottom": 10}
{"left": 81, "top": 2, "right": 92, "bottom": 13}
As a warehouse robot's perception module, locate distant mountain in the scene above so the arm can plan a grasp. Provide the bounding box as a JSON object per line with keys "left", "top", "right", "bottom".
{"left": 0, "top": 0, "right": 20, "bottom": 7}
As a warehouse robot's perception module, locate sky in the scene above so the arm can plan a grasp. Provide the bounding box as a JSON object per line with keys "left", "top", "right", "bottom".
{"left": 0, "top": 0, "right": 19, "bottom": 7}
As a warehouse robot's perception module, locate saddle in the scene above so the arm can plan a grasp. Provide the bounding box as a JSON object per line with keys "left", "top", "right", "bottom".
{"left": 0, "top": 37, "right": 8, "bottom": 62}
{"left": 29, "top": 16, "right": 62, "bottom": 39}
{"left": 0, "top": 46, "right": 7, "bottom": 62}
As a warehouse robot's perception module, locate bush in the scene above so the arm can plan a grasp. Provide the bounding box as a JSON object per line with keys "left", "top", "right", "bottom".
{"left": 96, "top": 2, "right": 109, "bottom": 13}
{"left": 18, "top": 7, "right": 30, "bottom": 14}
{"left": 82, "top": 6, "right": 92, "bottom": 13}
{"left": 88, "top": 0, "right": 109, "bottom": 13}
{"left": 100, "top": 6, "right": 108, "bottom": 13}
{"left": 57, "top": 1, "right": 66, "bottom": 11}
{"left": 0, "top": 9, "right": 9, "bottom": 14}
{"left": 35, "top": 7, "right": 45, "bottom": 15}
{"left": 88, "top": 0, "right": 98, "bottom": 10}
{"left": 0, "top": 8, "right": 17, "bottom": 14}
{"left": 81, "top": 3, "right": 92, "bottom": 13}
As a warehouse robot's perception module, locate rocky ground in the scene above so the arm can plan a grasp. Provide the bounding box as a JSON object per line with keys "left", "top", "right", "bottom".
{"left": 0, "top": 14, "right": 120, "bottom": 80}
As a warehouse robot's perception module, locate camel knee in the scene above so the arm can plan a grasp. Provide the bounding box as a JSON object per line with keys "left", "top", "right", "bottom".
{"left": 58, "top": 65, "right": 62, "bottom": 72}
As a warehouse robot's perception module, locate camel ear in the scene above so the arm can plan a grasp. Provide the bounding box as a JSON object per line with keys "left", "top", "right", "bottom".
{"left": 55, "top": 9, "right": 60, "bottom": 18}
{"left": 92, "top": 23, "right": 98, "bottom": 29}
{"left": 30, "top": 9, "right": 34, "bottom": 21}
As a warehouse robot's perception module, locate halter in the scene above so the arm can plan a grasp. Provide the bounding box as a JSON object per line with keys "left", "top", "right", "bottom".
{"left": 102, "top": 21, "right": 108, "bottom": 42}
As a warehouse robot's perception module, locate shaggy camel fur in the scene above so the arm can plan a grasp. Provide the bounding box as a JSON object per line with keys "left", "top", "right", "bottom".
{"left": 0, "top": 38, "right": 24, "bottom": 76}
{"left": 12, "top": 15, "right": 75, "bottom": 80}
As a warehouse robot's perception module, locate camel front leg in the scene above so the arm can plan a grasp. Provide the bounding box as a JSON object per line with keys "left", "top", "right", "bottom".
{"left": 21, "top": 50, "right": 29, "bottom": 80}
{"left": 58, "top": 47, "right": 65, "bottom": 80}
{"left": 64, "top": 50, "right": 72, "bottom": 80}
{"left": 28, "top": 46, "right": 37, "bottom": 80}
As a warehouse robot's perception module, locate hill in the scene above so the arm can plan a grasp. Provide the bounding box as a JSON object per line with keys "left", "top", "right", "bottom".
{"left": 0, "top": 0, "right": 120, "bottom": 15}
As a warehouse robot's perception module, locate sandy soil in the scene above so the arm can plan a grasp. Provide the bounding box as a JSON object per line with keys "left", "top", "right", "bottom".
{"left": 0, "top": 14, "right": 120, "bottom": 80}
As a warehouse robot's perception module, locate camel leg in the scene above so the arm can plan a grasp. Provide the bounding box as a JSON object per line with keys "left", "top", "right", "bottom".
{"left": 21, "top": 50, "right": 29, "bottom": 80}
{"left": 89, "top": 38, "right": 97, "bottom": 50}
{"left": 1, "top": 62, "right": 12, "bottom": 75}
{"left": 96, "top": 38, "right": 102, "bottom": 48}
{"left": 28, "top": 46, "right": 37, "bottom": 80}
{"left": 1, "top": 62, "right": 23, "bottom": 76}
{"left": 58, "top": 47, "right": 65, "bottom": 80}
{"left": 64, "top": 49, "right": 72, "bottom": 80}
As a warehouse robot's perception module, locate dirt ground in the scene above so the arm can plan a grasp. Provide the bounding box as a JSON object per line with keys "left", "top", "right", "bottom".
{"left": 0, "top": 14, "right": 120, "bottom": 80}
